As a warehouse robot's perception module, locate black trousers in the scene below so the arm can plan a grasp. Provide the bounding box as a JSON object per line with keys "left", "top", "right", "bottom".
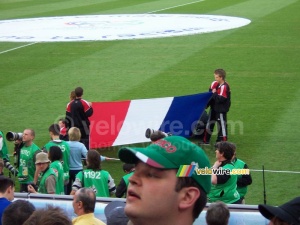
{"left": 203, "top": 108, "right": 228, "bottom": 143}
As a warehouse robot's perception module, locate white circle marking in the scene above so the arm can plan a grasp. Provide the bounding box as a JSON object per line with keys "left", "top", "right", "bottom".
{"left": 0, "top": 14, "right": 251, "bottom": 42}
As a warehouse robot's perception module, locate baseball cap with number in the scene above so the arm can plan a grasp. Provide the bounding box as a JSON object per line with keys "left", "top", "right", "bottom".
{"left": 118, "top": 135, "right": 211, "bottom": 194}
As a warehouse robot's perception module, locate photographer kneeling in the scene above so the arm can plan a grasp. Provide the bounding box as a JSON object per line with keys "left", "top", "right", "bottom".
{"left": 28, "top": 152, "right": 57, "bottom": 194}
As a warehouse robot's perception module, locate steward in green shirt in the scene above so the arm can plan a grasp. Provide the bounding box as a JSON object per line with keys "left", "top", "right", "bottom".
{"left": 27, "top": 152, "right": 59, "bottom": 194}
{"left": 71, "top": 150, "right": 116, "bottom": 197}
{"left": 48, "top": 146, "right": 65, "bottom": 195}
{"left": 16, "top": 129, "right": 40, "bottom": 192}
{"left": 43, "top": 124, "right": 70, "bottom": 187}
{"left": 208, "top": 141, "right": 240, "bottom": 204}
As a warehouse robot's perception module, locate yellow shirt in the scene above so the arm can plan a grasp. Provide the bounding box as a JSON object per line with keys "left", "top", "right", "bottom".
{"left": 72, "top": 213, "right": 106, "bottom": 225}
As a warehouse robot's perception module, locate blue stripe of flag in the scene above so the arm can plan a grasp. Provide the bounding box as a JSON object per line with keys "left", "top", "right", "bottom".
{"left": 159, "top": 92, "right": 212, "bottom": 137}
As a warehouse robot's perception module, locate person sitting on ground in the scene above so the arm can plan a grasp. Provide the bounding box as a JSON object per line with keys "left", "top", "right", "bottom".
{"left": 258, "top": 196, "right": 300, "bottom": 225}
{"left": 2, "top": 200, "right": 35, "bottom": 225}
{"left": 72, "top": 187, "right": 106, "bottom": 225}
{"left": 206, "top": 201, "right": 230, "bottom": 225}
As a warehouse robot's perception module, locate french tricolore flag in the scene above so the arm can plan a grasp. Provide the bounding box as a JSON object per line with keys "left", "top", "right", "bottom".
{"left": 89, "top": 92, "right": 212, "bottom": 148}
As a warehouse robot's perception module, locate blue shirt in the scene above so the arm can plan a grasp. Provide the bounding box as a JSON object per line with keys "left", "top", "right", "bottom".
{"left": 67, "top": 141, "right": 88, "bottom": 170}
{"left": 0, "top": 197, "right": 11, "bottom": 225}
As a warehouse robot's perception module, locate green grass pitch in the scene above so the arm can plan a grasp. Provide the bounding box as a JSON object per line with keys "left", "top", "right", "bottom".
{"left": 1, "top": 0, "right": 300, "bottom": 205}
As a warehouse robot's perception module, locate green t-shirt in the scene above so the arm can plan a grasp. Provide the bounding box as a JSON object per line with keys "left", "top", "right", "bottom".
{"left": 17, "top": 143, "right": 40, "bottom": 184}
{"left": 208, "top": 163, "right": 240, "bottom": 204}
{"left": 50, "top": 160, "right": 65, "bottom": 195}
{"left": 76, "top": 169, "right": 110, "bottom": 197}
{"left": 44, "top": 139, "right": 70, "bottom": 183}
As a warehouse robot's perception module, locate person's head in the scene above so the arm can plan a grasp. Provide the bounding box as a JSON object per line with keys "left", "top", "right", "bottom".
{"left": 0, "top": 176, "right": 14, "bottom": 201}
{"left": 2, "top": 200, "right": 35, "bottom": 225}
{"left": 206, "top": 201, "right": 230, "bottom": 225}
{"left": 22, "top": 129, "right": 35, "bottom": 146}
{"left": 105, "top": 201, "right": 129, "bottom": 225}
{"left": 214, "top": 142, "right": 235, "bottom": 161}
{"left": 118, "top": 136, "right": 211, "bottom": 225}
{"left": 48, "top": 146, "right": 62, "bottom": 162}
{"left": 123, "top": 163, "right": 135, "bottom": 173}
{"left": 35, "top": 152, "right": 50, "bottom": 172}
{"left": 68, "top": 127, "right": 81, "bottom": 141}
{"left": 70, "top": 90, "right": 76, "bottom": 101}
{"left": 58, "top": 118, "right": 67, "bottom": 129}
{"left": 258, "top": 197, "right": 300, "bottom": 225}
{"left": 75, "top": 87, "right": 83, "bottom": 98}
{"left": 214, "top": 69, "right": 226, "bottom": 84}
{"left": 23, "top": 205, "right": 72, "bottom": 225}
{"left": 48, "top": 123, "right": 60, "bottom": 137}
{"left": 87, "top": 150, "right": 101, "bottom": 170}
{"left": 72, "top": 188, "right": 96, "bottom": 216}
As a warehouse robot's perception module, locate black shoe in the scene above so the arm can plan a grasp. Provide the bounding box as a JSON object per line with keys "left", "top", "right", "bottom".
{"left": 198, "top": 141, "right": 210, "bottom": 145}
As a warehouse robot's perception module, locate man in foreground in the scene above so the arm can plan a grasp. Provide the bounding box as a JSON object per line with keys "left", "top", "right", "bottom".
{"left": 72, "top": 188, "right": 106, "bottom": 225}
{"left": 118, "top": 136, "right": 211, "bottom": 225}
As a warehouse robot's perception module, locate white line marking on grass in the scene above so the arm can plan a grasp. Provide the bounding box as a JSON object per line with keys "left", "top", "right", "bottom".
{"left": 251, "top": 169, "right": 300, "bottom": 174}
{"left": 147, "top": 0, "right": 205, "bottom": 13}
{"left": 0, "top": 42, "right": 37, "bottom": 54}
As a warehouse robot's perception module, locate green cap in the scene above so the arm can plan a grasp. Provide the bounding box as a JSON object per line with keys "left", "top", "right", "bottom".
{"left": 118, "top": 136, "right": 211, "bottom": 194}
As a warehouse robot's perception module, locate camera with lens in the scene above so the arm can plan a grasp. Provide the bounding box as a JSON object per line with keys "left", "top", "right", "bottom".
{"left": 3, "top": 158, "right": 18, "bottom": 177}
{"left": 6, "top": 131, "right": 23, "bottom": 141}
{"left": 145, "top": 128, "right": 172, "bottom": 142}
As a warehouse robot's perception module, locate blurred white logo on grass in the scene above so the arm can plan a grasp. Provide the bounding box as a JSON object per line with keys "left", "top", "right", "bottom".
{"left": 0, "top": 14, "right": 251, "bottom": 42}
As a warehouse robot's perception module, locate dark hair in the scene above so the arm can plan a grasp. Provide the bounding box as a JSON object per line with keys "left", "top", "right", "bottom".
{"left": 75, "top": 87, "right": 83, "bottom": 97}
{"left": 206, "top": 201, "right": 230, "bottom": 225}
{"left": 48, "top": 124, "right": 60, "bottom": 136}
{"left": 175, "top": 177, "right": 207, "bottom": 221}
{"left": 59, "top": 118, "right": 67, "bottom": 125}
{"left": 215, "top": 142, "right": 235, "bottom": 160}
{"left": 2, "top": 200, "right": 35, "bottom": 225}
{"left": 0, "top": 176, "right": 14, "bottom": 193}
{"left": 87, "top": 150, "right": 101, "bottom": 171}
{"left": 76, "top": 188, "right": 96, "bottom": 213}
{"left": 214, "top": 69, "right": 226, "bottom": 80}
{"left": 48, "top": 146, "right": 62, "bottom": 161}
{"left": 23, "top": 205, "right": 72, "bottom": 225}
{"left": 123, "top": 163, "right": 135, "bottom": 172}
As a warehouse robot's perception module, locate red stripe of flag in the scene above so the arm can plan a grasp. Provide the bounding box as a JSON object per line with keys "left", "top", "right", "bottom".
{"left": 89, "top": 100, "right": 130, "bottom": 148}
